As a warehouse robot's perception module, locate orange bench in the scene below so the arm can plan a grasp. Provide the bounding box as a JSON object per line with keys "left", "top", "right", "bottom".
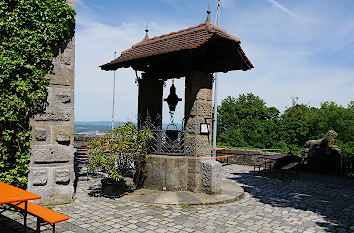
{"left": 216, "top": 154, "right": 237, "bottom": 165}
{"left": 11, "top": 201, "right": 68, "bottom": 233}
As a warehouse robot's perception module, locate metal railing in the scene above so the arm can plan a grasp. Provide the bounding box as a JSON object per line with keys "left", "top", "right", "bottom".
{"left": 139, "top": 114, "right": 185, "bottom": 156}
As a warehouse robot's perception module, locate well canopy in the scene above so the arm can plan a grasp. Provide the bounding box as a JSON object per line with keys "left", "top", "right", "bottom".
{"left": 100, "top": 22, "right": 253, "bottom": 79}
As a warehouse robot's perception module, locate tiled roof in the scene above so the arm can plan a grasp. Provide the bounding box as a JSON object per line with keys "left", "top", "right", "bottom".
{"left": 101, "top": 22, "right": 253, "bottom": 70}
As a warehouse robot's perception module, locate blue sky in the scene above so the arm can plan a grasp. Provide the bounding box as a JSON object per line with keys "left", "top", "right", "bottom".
{"left": 75, "top": 0, "right": 354, "bottom": 122}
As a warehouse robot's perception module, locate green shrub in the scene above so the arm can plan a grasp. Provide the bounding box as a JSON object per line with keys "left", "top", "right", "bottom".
{"left": 87, "top": 123, "right": 153, "bottom": 182}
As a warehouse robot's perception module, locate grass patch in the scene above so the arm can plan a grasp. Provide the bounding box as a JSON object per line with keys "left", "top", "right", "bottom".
{"left": 181, "top": 203, "right": 191, "bottom": 208}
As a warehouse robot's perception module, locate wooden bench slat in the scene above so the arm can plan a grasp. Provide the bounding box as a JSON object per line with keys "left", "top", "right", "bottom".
{"left": 216, "top": 154, "right": 236, "bottom": 159}
{"left": 12, "top": 202, "right": 69, "bottom": 224}
{"left": 281, "top": 162, "right": 299, "bottom": 170}
{"left": 253, "top": 161, "right": 266, "bottom": 166}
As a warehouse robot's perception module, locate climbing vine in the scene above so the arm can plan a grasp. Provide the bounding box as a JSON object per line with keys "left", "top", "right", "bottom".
{"left": 0, "top": 0, "right": 75, "bottom": 187}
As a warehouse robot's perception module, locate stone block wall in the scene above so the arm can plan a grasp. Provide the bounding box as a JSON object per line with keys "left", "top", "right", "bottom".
{"left": 144, "top": 154, "right": 210, "bottom": 192}
{"left": 216, "top": 149, "right": 264, "bottom": 166}
{"left": 144, "top": 154, "right": 221, "bottom": 194}
{"left": 184, "top": 71, "right": 213, "bottom": 157}
{"left": 27, "top": 0, "right": 76, "bottom": 205}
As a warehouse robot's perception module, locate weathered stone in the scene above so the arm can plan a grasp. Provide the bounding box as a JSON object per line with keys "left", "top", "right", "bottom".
{"left": 33, "top": 111, "right": 71, "bottom": 122}
{"left": 196, "top": 101, "right": 212, "bottom": 116}
{"left": 144, "top": 155, "right": 211, "bottom": 193}
{"left": 185, "top": 135, "right": 197, "bottom": 156}
{"left": 48, "top": 67, "right": 74, "bottom": 87}
{"left": 144, "top": 155, "right": 167, "bottom": 190}
{"left": 34, "top": 127, "right": 47, "bottom": 141}
{"left": 53, "top": 127, "right": 72, "bottom": 145}
{"left": 56, "top": 130, "right": 70, "bottom": 142}
{"left": 31, "top": 145, "right": 73, "bottom": 164}
{"left": 29, "top": 169, "right": 48, "bottom": 186}
{"left": 195, "top": 135, "right": 211, "bottom": 157}
{"left": 185, "top": 117, "right": 199, "bottom": 134}
{"left": 58, "top": 94, "right": 71, "bottom": 104}
{"left": 55, "top": 169, "right": 70, "bottom": 185}
{"left": 28, "top": 186, "right": 74, "bottom": 205}
{"left": 165, "top": 157, "right": 187, "bottom": 191}
{"left": 202, "top": 160, "right": 222, "bottom": 194}
{"left": 185, "top": 71, "right": 213, "bottom": 158}
{"left": 196, "top": 88, "right": 212, "bottom": 101}
{"left": 66, "top": 0, "right": 76, "bottom": 9}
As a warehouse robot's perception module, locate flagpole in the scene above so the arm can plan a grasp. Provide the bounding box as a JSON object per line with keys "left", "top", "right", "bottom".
{"left": 112, "top": 52, "right": 117, "bottom": 130}
{"left": 212, "top": 0, "right": 221, "bottom": 160}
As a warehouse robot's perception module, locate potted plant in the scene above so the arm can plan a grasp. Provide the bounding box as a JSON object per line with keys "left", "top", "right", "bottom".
{"left": 87, "top": 122, "right": 152, "bottom": 197}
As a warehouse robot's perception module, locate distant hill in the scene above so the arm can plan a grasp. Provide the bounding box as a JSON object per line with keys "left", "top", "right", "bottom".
{"left": 75, "top": 121, "right": 183, "bottom": 135}
{"left": 74, "top": 121, "right": 120, "bottom": 135}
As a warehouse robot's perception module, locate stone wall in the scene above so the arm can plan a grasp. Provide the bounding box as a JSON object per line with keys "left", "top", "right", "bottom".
{"left": 73, "top": 135, "right": 94, "bottom": 149}
{"left": 184, "top": 71, "right": 213, "bottom": 157}
{"left": 144, "top": 154, "right": 221, "bottom": 194}
{"left": 216, "top": 149, "right": 264, "bottom": 166}
{"left": 27, "top": 0, "right": 76, "bottom": 205}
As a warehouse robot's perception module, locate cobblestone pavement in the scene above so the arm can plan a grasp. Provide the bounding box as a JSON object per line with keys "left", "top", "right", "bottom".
{"left": 1, "top": 164, "right": 353, "bottom": 233}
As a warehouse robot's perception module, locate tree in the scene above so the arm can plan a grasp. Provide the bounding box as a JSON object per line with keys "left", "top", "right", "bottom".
{"left": 0, "top": 0, "right": 75, "bottom": 187}
{"left": 310, "top": 102, "right": 354, "bottom": 156}
{"left": 217, "top": 93, "right": 280, "bottom": 148}
{"left": 277, "top": 103, "right": 317, "bottom": 154}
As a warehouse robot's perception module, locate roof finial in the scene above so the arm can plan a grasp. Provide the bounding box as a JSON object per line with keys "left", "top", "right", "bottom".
{"left": 205, "top": 4, "right": 211, "bottom": 23}
{"left": 144, "top": 24, "right": 149, "bottom": 40}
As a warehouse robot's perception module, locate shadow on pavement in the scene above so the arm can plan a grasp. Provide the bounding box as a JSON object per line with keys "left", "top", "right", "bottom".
{"left": 229, "top": 170, "right": 354, "bottom": 232}
{"left": 0, "top": 214, "right": 35, "bottom": 233}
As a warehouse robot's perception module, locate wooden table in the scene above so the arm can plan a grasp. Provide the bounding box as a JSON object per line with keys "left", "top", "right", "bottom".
{"left": 264, "top": 154, "right": 288, "bottom": 169}
{"left": 0, "top": 181, "right": 41, "bottom": 232}
{"left": 264, "top": 154, "right": 288, "bottom": 160}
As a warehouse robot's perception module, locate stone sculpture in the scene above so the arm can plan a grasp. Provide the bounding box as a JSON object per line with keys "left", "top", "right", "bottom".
{"left": 304, "top": 130, "right": 341, "bottom": 173}
{"left": 304, "top": 130, "right": 341, "bottom": 156}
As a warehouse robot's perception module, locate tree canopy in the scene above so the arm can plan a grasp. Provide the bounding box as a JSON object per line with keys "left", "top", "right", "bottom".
{"left": 217, "top": 93, "right": 353, "bottom": 156}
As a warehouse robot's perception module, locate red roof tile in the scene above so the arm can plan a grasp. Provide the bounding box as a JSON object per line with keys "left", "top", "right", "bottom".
{"left": 101, "top": 22, "right": 253, "bottom": 71}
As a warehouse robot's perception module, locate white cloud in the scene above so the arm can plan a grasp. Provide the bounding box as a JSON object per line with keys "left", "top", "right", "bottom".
{"left": 266, "top": 0, "right": 295, "bottom": 16}
{"left": 75, "top": 9, "right": 186, "bottom": 122}
{"left": 75, "top": 1, "right": 354, "bottom": 123}
{"left": 218, "top": 49, "right": 354, "bottom": 111}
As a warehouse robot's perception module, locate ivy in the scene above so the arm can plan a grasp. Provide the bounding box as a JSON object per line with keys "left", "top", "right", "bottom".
{"left": 0, "top": 0, "right": 75, "bottom": 188}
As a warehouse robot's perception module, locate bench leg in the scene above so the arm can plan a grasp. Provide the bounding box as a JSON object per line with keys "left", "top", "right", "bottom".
{"left": 53, "top": 223, "right": 55, "bottom": 233}
{"left": 24, "top": 201, "right": 27, "bottom": 233}
{"left": 36, "top": 217, "right": 41, "bottom": 233}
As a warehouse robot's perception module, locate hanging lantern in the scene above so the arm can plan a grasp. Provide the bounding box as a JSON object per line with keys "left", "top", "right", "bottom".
{"left": 164, "top": 82, "right": 182, "bottom": 115}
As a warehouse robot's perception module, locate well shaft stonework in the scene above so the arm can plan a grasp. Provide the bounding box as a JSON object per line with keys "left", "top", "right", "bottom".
{"left": 185, "top": 71, "right": 213, "bottom": 157}
{"left": 28, "top": 0, "right": 76, "bottom": 205}
{"left": 144, "top": 71, "right": 221, "bottom": 194}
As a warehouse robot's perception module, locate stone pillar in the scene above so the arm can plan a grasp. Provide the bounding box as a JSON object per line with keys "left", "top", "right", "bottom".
{"left": 184, "top": 71, "right": 221, "bottom": 194}
{"left": 137, "top": 76, "right": 164, "bottom": 128}
{"left": 27, "top": 0, "right": 76, "bottom": 205}
{"left": 184, "top": 71, "right": 213, "bottom": 157}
